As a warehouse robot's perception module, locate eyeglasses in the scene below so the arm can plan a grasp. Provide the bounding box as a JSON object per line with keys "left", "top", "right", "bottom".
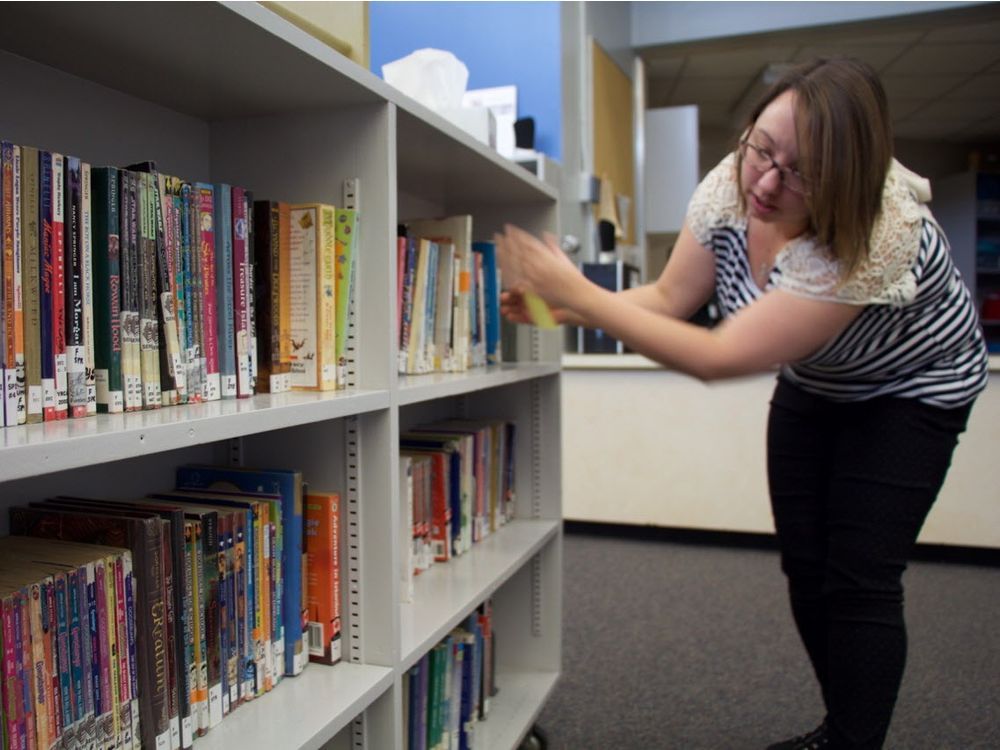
{"left": 739, "top": 140, "right": 810, "bottom": 195}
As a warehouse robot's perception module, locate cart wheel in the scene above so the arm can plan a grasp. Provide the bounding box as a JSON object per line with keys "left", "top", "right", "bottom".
{"left": 519, "top": 725, "right": 548, "bottom": 750}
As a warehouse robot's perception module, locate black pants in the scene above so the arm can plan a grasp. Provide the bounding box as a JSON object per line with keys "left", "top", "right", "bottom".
{"left": 767, "top": 376, "right": 974, "bottom": 750}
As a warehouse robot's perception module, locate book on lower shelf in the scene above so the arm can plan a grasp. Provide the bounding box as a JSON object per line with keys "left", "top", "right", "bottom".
{"left": 405, "top": 599, "right": 496, "bottom": 750}
{"left": 3, "top": 457, "right": 349, "bottom": 750}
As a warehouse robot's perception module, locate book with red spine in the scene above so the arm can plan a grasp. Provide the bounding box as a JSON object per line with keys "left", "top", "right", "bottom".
{"left": 231, "top": 186, "right": 252, "bottom": 398}
{"left": 195, "top": 184, "right": 220, "bottom": 402}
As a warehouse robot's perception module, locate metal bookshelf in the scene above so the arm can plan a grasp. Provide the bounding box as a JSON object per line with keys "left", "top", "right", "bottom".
{"left": 0, "top": 2, "right": 562, "bottom": 749}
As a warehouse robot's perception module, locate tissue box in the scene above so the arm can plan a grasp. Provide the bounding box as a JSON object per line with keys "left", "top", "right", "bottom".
{"left": 441, "top": 107, "right": 496, "bottom": 149}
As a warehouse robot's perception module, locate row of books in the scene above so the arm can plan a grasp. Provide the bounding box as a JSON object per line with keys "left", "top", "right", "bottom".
{"left": 2, "top": 464, "right": 343, "bottom": 750}
{"left": 0, "top": 138, "right": 360, "bottom": 427}
{"left": 0, "top": 537, "right": 137, "bottom": 750}
{"left": 397, "top": 216, "right": 502, "bottom": 376}
{"left": 399, "top": 419, "right": 516, "bottom": 603}
{"left": 402, "top": 600, "right": 496, "bottom": 750}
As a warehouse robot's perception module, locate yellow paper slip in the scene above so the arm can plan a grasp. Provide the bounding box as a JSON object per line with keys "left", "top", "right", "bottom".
{"left": 524, "top": 291, "right": 558, "bottom": 329}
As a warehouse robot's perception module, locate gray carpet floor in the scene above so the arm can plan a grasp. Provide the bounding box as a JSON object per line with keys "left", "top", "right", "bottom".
{"left": 534, "top": 530, "right": 1000, "bottom": 749}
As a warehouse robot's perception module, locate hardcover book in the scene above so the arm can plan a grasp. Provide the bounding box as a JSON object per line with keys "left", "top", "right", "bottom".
{"left": 287, "top": 203, "right": 336, "bottom": 391}
{"left": 231, "top": 186, "right": 252, "bottom": 398}
{"left": 304, "top": 491, "right": 341, "bottom": 665}
{"left": 176, "top": 465, "right": 306, "bottom": 677}
{"left": 20, "top": 145, "right": 42, "bottom": 423}
{"left": 92, "top": 166, "right": 124, "bottom": 413}
{"left": 9, "top": 503, "right": 170, "bottom": 750}
{"left": 334, "top": 208, "right": 358, "bottom": 389}
{"left": 65, "top": 156, "right": 88, "bottom": 418}
{"left": 213, "top": 183, "right": 237, "bottom": 399}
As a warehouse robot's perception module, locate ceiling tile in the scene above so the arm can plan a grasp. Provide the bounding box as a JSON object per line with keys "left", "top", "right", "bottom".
{"left": 683, "top": 46, "right": 797, "bottom": 77}
{"left": 884, "top": 43, "right": 1000, "bottom": 75}
{"left": 922, "top": 20, "right": 1000, "bottom": 43}
{"left": 893, "top": 119, "right": 970, "bottom": 140}
{"left": 946, "top": 73, "right": 1000, "bottom": 100}
{"left": 669, "top": 76, "right": 750, "bottom": 103}
{"left": 888, "top": 99, "right": 929, "bottom": 121}
{"left": 792, "top": 44, "right": 906, "bottom": 71}
{"left": 691, "top": 102, "right": 739, "bottom": 129}
{"left": 644, "top": 56, "right": 685, "bottom": 78}
{"left": 882, "top": 74, "right": 965, "bottom": 99}
{"left": 914, "top": 99, "right": 1000, "bottom": 120}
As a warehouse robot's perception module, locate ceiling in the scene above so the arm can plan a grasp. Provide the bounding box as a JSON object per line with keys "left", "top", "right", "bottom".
{"left": 639, "top": 3, "right": 1000, "bottom": 143}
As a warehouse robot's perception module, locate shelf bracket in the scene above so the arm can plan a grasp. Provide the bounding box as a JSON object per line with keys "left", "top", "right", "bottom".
{"left": 345, "top": 414, "right": 364, "bottom": 666}
{"left": 228, "top": 437, "right": 244, "bottom": 467}
{"left": 343, "top": 177, "right": 360, "bottom": 391}
{"left": 530, "top": 380, "right": 543, "bottom": 519}
{"left": 531, "top": 552, "right": 543, "bottom": 638}
{"left": 351, "top": 713, "right": 366, "bottom": 750}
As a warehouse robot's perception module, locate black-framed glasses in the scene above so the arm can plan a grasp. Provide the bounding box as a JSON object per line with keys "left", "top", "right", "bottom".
{"left": 739, "top": 139, "right": 810, "bottom": 195}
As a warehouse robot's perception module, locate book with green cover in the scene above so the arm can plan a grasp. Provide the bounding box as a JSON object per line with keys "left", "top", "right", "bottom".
{"left": 334, "top": 208, "right": 358, "bottom": 389}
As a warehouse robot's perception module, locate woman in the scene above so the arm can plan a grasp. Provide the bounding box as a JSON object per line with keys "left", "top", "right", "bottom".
{"left": 498, "top": 58, "right": 988, "bottom": 750}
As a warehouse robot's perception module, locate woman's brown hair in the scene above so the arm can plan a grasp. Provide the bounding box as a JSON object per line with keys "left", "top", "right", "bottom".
{"left": 736, "top": 58, "right": 893, "bottom": 281}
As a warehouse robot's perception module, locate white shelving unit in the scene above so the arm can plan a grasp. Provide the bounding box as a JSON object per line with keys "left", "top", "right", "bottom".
{"left": 0, "top": 3, "right": 563, "bottom": 749}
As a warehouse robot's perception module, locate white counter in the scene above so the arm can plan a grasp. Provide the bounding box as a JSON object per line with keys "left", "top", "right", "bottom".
{"left": 562, "top": 354, "right": 1000, "bottom": 548}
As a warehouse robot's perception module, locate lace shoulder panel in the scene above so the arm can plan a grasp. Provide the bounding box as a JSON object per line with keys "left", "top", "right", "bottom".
{"left": 685, "top": 152, "right": 745, "bottom": 247}
{"left": 774, "top": 160, "right": 925, "bottom": 306}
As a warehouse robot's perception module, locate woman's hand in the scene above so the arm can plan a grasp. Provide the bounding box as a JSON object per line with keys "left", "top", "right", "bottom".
{"left": 499, "top": 289, "right": 583, "bottom": 327}
{"left": 496, "top": 224, "right": 590, "bottom": 315}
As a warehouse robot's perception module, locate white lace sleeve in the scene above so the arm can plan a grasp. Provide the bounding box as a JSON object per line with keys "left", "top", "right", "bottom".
{"left": 774, "top": 159, "right": 927, "bottom": 306}
{"left": 685, "top": 152, "right": 745, "bottom": 247}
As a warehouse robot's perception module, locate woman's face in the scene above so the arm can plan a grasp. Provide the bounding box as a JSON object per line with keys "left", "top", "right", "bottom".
{"left": 740, "top": 89, "right": 811, "bottom": 236}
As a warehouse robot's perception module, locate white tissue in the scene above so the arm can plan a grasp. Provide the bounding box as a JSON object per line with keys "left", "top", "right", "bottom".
{"left": 382, "top": 48, "right": 469, "bottom": 113}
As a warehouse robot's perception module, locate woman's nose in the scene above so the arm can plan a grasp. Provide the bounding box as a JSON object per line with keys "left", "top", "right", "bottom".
{"left": 756, "top": 164, "right": 783, "bottom": 195}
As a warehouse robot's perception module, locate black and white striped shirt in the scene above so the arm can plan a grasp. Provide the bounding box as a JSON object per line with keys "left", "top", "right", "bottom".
{"left": 709, "top": 219, "right": 989, "bottom": 407}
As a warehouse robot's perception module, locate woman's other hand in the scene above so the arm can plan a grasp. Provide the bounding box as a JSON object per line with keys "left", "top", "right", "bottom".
{"left": 496, "top": 224, "right": 588, "bottom": 313}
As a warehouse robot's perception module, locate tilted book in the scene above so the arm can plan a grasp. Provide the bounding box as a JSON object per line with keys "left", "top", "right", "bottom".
{"left": 126, "top": 163, "right": 184, "bottom": 406}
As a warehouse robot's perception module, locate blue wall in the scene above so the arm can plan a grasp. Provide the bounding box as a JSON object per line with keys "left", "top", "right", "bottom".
{"left": 370, "top": 1, "right": 562, "bottom": 160}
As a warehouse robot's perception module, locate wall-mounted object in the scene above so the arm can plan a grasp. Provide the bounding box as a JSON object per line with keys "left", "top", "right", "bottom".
{"left": 644, "top": 105, "right": 699, "bottom": 234}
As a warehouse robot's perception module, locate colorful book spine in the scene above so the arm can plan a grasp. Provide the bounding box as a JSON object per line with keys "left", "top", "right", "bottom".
{"left": 82, "top": 162, "right": 97, "bottom": 416}
{"left": 20, "top": 146, "right": 42, "bottom": 424}
{"left": 39, "top": 152, "right": 56, "bottom": 421}
{"left": 334, "top": 208, "right": 358, "bottom": 389}
{"left": 137, "top": 173, "right": 162, "bottom": 409}
{"left": 52, "top": 153, "right": 68, "bottom": 419}
{"left": 288, "top": 204, "right": 337, "bottom": 391}
{"left": 175, "top": 465, "right": 302, "bottom": 677}
{"left": 1, "top": 141, "right": 17, "bottom": 426}
{"left": 195, "top": 184, "right": 220, "bottom": 402}
{"left": 128, "top": 164, "right": 183, "bottom": 407}
{"left": 28, "top": 579, "right": 51, "bottom": 750}
{"left": 231, "top": 186, "right": 252, "bottom": 398}
{"left": 118, "top": 170, "right": 140, "bottom": 412}
{"left": 65, "top": 155, "right": 88, "bottom": 418}
{"left": 304, "top": 492, "right": 342, "bottom": 665}
{"left": 92, "top": 166, "right": 124, "bottom": 413}
{"left": 471, "top": 242, "right": 501, "bottom": 364}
